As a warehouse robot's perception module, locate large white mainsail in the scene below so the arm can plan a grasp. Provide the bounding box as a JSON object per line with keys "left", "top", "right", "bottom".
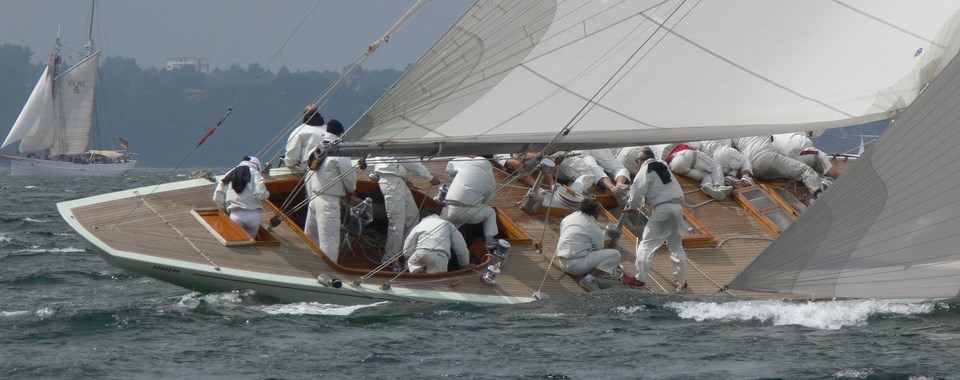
{"left": 340, "top": 0, "right": 960, "bottom": 156}
{"left": 51, "top": 52, "right": 100, "bottom": 156}
{"left": 728, "top": 47, "right": 960, "bottom": 300}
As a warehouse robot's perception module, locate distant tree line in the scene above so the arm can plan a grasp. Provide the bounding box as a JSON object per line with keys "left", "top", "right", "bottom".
{"left": 0, "top": 43, "right": 402, "bottom": 168}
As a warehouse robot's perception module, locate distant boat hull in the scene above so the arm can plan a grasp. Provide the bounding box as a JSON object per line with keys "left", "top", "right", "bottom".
{"left": 0, "top": 154, "right": 136, "bottom": 177}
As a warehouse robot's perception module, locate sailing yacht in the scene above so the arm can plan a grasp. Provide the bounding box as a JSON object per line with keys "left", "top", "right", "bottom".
{"left": 57, "top": 1, "right": 960, "bottom": 304}
{"left": 0, "top": 1, "right": 136, "bottom": 177}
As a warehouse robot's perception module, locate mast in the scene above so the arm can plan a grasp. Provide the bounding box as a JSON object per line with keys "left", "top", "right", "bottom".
{"left": 84, "top": 0, "right": 95, "bottom": 58}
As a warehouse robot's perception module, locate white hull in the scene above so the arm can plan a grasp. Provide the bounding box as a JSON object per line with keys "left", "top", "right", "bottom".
{"left": 1, "top": 154, "right": 136, "bottom": 177}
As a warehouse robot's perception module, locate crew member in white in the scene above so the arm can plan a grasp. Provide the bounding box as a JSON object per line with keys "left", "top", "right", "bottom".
{"left": 556, "top": 198, "right": 644, "bottom": 291}
{"left": 732, "top": 136, "right": 823, "bottom": 197}
{"left": 373, "top": 156, "right": 441, "bottom": 265}
{"left": 304, "top": 120, "right": 356, "bottom": 263}
{"left": 283, "top": 104, "right": 327, "bottom": 170}
{"left": 213, "top": 156, "right": 270, "bottom": 238}
{"left": 403, "top": 214, "right": 470, "bottom": 273}
{"left": 441, "top": 155, "right": 499, "bottom": 245}
{"left": 627, "top": 147, "right": 687, "bottom": 292}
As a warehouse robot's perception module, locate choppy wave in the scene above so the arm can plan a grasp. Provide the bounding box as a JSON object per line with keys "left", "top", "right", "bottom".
{"left": 23, "top": 217, "right": 49, "bottom": 223}
{"left": 668, "top": 299, "right": 938, "bottom": 330}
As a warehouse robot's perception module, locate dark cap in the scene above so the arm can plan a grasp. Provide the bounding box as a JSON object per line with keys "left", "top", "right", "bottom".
{"left": 327, "top": 119, "right": 344, "bottom": 136}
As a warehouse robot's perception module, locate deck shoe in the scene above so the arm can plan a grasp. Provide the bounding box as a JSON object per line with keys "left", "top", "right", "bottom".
{"left": 622, "top": 275, "right": 645, "bottom": 288}
{"left": 675, "top": 281, "right": 688, "bottom": 293}
{"left": 701, "top": 185, "right": 726, "bottom": 200}
{"left": 578, "top": 277, "right": 601, "bottom": 292}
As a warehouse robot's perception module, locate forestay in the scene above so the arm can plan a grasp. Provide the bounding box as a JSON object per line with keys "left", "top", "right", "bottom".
{"left": 341, "top": 0, "right": 960, "bottom": 156}
{"left": 728, "top": 46, "right": 960, "bottom": 300}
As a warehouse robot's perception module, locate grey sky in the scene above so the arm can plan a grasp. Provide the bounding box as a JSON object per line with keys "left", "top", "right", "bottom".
{"left": 0, "top": 0, "right": 473, "bottom": 72}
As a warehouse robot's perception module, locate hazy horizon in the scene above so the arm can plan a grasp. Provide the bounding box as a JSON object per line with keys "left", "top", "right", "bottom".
{"left": 0, "top": 0, "right": 473, "bottom": 72}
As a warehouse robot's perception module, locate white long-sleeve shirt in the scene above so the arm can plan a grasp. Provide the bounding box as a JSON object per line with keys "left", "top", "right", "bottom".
{"left": 556, "top": 211, "right": 604, "bottom": 260}
{"left": 283, "top": 123, "right": 327, "bottom": 168}
{"left": 444, "top": 157, "right": 495, "bottom": 207}
{"left": 373, "top": 157, "right": 434, "bottom": 181}
{"left": 403, "top": 215, "right": 469, "bottom": 265}
{"left": 213, "top": 161, "right": 270, "bottom": 211}
{"left": 627, "top": 158, "right": 683, "bottom": 210}
{"left": 306, "top": 156, "right": 356, "bottom": 197}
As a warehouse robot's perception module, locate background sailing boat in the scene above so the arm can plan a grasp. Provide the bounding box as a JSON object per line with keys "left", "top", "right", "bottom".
{"left": 0, "top": 1, "right": 135, "bottom": 177}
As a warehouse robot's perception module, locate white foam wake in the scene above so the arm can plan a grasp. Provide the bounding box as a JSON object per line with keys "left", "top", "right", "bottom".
{"left": 15, "top": 246, "right": 86, "bottom": 254}
{"left": 258, "top": 301, "right": 388, "bottom": 316}
{"left": 668, "top": 299, "right": 937, "bottom": 330}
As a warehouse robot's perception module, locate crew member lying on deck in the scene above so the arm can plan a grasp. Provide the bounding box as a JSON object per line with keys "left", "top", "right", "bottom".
{"left": 557, "top": 150, "right": 628, "bottom": 206}
{"left": 689, "top": 139, "right": 755, "bottom": 188}
{"left": 732, "top": 136, "right": 826, "bottom": 198}
{"left": 494, "top": 152, "right": 556, "bottom": 189}
{"left": 772, "top": 132, "right": 839, "bottom": 179}
{"left": 403, "top": 214, "right": 471, "bottom": 273}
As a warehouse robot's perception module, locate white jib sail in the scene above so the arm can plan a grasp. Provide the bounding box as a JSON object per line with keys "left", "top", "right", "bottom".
{"left": 728, "top": 47, "right": 960, "bottom": 300}
{"left": 3, "top": 66, "right": 54, "bottom": 151}
{"left": 345, "top": 0, "right": 960, "bottom": 154}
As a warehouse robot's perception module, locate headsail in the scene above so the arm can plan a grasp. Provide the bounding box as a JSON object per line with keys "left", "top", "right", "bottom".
{"left": 728, "top": 47, "right": 960, "bottom": 300}
{"left": 341, "top": 0, "right": 960, "bottom": 156}
{"left": 2, "top": 66, "right": 54, "bottom": 150}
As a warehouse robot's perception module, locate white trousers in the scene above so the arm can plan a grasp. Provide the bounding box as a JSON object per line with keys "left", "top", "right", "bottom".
{"left": 441, "top": 204, "right": 498, "bottom": 238}
{"left": 635, "top": 203, "right": 686, "bottom": 284}
{"left": 229, "top": 208, "right": 261, "bottom": 238}
{"left": 751, "top": 151, "right": 821, "bottom": 194}
{"left": 305, "top": 194, "right": 342, "bottom": 262}
{"left": 408, "top": 249, "right": 449, "bottom": 273}
{"left": 669, "top": 150, "right": 724, "bottom": 187}
{"left": 379, "top": 176, "right": 419, "bottom": 260}
{"left": 560, "top": 249, "right": 621, "bottom": 276}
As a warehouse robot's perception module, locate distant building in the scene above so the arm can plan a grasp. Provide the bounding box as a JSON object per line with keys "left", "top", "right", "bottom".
{"left": 166, "top": 57, "right": 209, "bottom": 73}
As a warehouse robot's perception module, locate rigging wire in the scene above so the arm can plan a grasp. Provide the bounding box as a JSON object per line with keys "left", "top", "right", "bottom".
{"left": 257, "top": 0, "right": 434, "bottom": 164}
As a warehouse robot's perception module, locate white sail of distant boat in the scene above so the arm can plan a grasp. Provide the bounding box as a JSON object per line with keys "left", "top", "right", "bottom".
{"left": 338, "top": 0, "right": 960, "bottom": 157}
{"left": 0, "top": 0, "right": 135, "bottom": 177}
{"left": 858, "top": 136, "right": 866, "bottom": 156}
{"left": 727, "top": 46, "right": 960, "bottom": 300}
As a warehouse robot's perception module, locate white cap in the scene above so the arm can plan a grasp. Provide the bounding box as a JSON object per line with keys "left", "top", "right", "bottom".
{"left": 247, "top": 156, "right": 261, "bottom": 169}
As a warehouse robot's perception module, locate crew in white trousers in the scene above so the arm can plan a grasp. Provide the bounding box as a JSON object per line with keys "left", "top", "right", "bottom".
{"left": 374, "top": 157, "right": 441, "bottom": 264}
{"left": 304, "top": 123, "right": 355, "bottom": 263}
{"left": 732, "top": 136, "right": 823, "bottom": 196}
{"left": 661, "top": 143, "right": 732, "bottom": 200}
{"left": 772, "top": 132, "right": 836, "bottom": 178}
{"left": 440, "top": 156, "right": 498, "bottom": 244}
{"left": 584, "top": 148, "right": 632, "bottom": 204}
{"left": 558, "top": 150, "right": 625, "bottom": 204}
{"left": 627, "top": 148, "right": 687, "bottom": 291}
{"left": 691, "top": 139, "right": 754, "bottom": 187}
{"left": 213, "top": 157, "right": 270, "bottom": 238}
{"left": 403, "top": 214, "right": 470, "bottom": 273}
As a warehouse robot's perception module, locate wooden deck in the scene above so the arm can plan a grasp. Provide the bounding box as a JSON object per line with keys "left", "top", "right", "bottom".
{"left": 68, "top": 157, "right": 853, "bottom": 303}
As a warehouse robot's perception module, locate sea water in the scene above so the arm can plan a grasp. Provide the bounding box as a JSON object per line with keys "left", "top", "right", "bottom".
{"left": 1, "top": 169, "right": 958, "bottom": 379}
